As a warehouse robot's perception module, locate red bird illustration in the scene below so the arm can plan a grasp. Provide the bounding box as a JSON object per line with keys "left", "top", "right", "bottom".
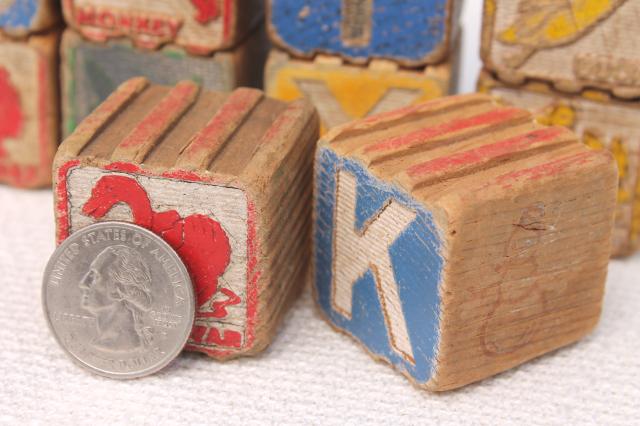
{"left": 0, "top": 66, "right": 23, "bottom": 158}
{"left": 82, "top": 175, "right": 240, "bottom": 319}
{"left": 190, "top": 0, "right": 219, "bottom": 24}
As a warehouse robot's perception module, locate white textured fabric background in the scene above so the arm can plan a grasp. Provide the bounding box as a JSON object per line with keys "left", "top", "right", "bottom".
{"left": 2, "top": 3, "right": 640, "bottom": 424}
{"left": 1, "top": 189, "right": 639, "bottom": 425}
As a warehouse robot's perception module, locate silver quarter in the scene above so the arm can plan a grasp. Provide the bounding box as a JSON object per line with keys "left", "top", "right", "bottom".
{"left": 42, "top": 221, "right": 195, "bottom": 379}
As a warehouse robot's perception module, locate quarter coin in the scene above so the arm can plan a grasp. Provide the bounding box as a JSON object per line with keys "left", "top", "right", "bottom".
{"left": 42, "top": 221, "right": 195, "bottom": 379}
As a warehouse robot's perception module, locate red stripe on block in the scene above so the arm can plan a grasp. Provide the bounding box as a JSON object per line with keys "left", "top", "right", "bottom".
{"left": 365, "top": 107, "right": 526, "bottom": 153}
{"left": 177, "top": 88, "right": 262, "bottom": 169}
{"left": 495, "top": 151, "right": 597, "bottom": 187}
{"left": 114, "top": 81, "right": 199, "bottom": 160}
{"left": 407, "top": 127, "right": 567, "bottom": 178}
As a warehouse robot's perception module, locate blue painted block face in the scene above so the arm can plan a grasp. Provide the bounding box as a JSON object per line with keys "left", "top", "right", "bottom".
{"left": 314, "top": 148, "right": 444, "bottom": 384}
{"left": 269, "top": 0, "right": 451, "bottom": 65}
{"left": 0, "top": 0, "right": 38, "bottom": 32}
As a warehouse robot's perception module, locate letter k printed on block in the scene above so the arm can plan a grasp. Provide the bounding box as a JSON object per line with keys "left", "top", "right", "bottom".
{"left": 314, "top": 149, "right": 444, "bottom": 381}
{"left": 332, "top": 170, "right": 417, "bottom": 362}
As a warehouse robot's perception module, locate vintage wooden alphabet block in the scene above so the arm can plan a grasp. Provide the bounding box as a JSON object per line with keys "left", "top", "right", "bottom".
{"left": 0, "top": 31, "right": 59, "bottom": 188}
{"left": 0, "top": 0, "right": 60, "bottom": 37}
{"left": 61, "top": 28, "right": 268, "bottom": 136}
{"left": 479, "top": 71, "right": 640, "bottom": 256}
{"left": 482, "top": 0, "right": 640, "bottom": 98}
{"left": 62, "top": 0, "right": 263, "bottom": 55}
{"left": 54, "top": 78, "right": 319, "bottom": 359}
{"left": 265, "top": 50, "right": 453, "bottom": 134}
{"left": 313, "top": 94, "right": 617, "bottom": 391}
{"left": 267, "top": 0, "right": 460, "bottom": 67}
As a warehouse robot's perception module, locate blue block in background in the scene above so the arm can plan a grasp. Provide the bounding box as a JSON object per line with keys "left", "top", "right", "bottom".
{"left": 0, "top": 0, "right": 58, "bottom": 36}
{"left": 268, "top": 0, "right": 456, "bottom": 66}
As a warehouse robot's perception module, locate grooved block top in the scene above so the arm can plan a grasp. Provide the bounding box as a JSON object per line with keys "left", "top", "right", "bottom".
{"left": 57, "top": 78, "right": 317, "bottom": 182}
{"left": 321, "top": 93, "right": 613, "bottom": 205}
{"left": 268, "top": 0, "right": 458, "bottom": 66}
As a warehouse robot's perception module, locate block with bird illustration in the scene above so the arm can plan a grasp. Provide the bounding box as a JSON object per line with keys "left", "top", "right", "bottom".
{"left": 482, "top": 0, "right": 640, "bottom": 98}
{"left": 265, "top": 50, "right": 453, "bottom": 134}
{"left": 479, "top": 70, "right": 640, "bottom": 257}
{"left": 61, "top": 27, "right": 268, "bottom": 136}
{"left": 0, "top": 30, "right": 59, "bottom": 188}
{"left": 62, "top": 0, "right": 263, "bottom": 55}
{"left": 313, "top": 93, "right": 617, "bottom": 391}
{"left": 0, "top": 0, "right": 60, "bottom": 37}
{"left": 54, "top": 78, "right": 320, "bottom": 360}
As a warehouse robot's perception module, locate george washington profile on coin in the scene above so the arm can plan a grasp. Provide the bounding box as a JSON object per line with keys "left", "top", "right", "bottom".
{"left": 43, "top": 222, "right": 195, "bottom": 379}
{"left": 80, "top": 245, "right": 154, "bottom": 352}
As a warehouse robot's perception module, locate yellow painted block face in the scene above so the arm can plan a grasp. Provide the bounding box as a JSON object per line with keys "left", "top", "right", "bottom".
{"left": 499, "top": 0, "right": 624, "bottom": 47}
{"left": 483, "top": 0, "right": 639, "bottom": 98}
{"left": 479, "top": 72, "right": 640, "bottom": 256}
{"left": 265, "top": 52, "right": 451, "bottom": 134}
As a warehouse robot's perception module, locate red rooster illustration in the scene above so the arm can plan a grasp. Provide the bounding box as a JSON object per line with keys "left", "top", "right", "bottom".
{"left": 190, "top": 0, "right": 219, "bottom": 24}
{"left": 81, "top": 175, "right": 240, "bottom": 320}
{"left": 0, "top": 66, "right": 23, "bottom": 158}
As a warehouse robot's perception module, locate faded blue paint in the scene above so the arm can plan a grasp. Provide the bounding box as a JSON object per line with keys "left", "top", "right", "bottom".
{"left": 0, "top": 0, "right": 38, "bottom": 32}
{"left": 270, "top": 0, "right": 449, "bottom": 64}
{"left": 314, "top": 147, "right": 443, "bottom": 384}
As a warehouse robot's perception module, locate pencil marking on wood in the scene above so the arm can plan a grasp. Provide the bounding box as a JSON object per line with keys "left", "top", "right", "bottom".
{"left": 313, "top": 93, "right": 616, "bottom": 390}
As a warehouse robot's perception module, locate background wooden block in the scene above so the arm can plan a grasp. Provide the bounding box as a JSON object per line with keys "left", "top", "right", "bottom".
{"left": 54, "top": 79, "right": 319, "bottom": 360}
{"left": 267, "top": 0, "right": 460, "bottom": 67}
{"left": 265, "top": 50, "right": 453, "bottom": 134}
{"left": 479, "top": 70, "right": 640, "bottom": 256}
{"left": 62, "top": 0, "right": 263, "bottom": 55}
{"left": 482, "top": 0, "right": 640, "bottom": 98}
{"left": 0, "top": 31, "right": 58, "bottom": 188}
{"left": 61, "top": 28, "right": 268, "bottom": 136}
{"left": 0, "top": 0, "right": 60, "bottom": 37}
{"left": 313, "top": 94, "right": 617, "bottom": 391}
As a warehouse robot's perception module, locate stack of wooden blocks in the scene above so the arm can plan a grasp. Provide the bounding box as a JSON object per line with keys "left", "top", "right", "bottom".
{"left": 0, "top": 0, "right": 61, "bottom": 187}
{"left": 60, "top": 0, "right": 268, "bottom": 136}
{"left": 479, "top": 0, "right": 640, "bottom": 256}
{"left": 264, "top": 0, "right": 462, "bottom": 134}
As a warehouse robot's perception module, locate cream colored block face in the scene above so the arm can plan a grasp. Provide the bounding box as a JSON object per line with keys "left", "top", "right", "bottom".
{"left": 488, "top": 83, "right": 640, "bottom": 256}
{"left": 66, "top": 167, "right": 250, "bottom": 350}
{"left": 62, "top": 0, "right": 262, "bottom": 54}
{"left": 0, "top": 43, "right": 40, "bottom": 167}
{"left": 66, "top": 0, "right": 223, "bottom": 48}
{"left": 483, "top": 0, "right": 640, "bottom": 97}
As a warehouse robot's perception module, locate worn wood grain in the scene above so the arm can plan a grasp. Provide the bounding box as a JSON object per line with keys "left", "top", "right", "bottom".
{"left": 479, "top": 70, "right": 640, "bottom": 257}
{"left": 61, "top": 27, "right": 268, "bottom": 137}
{"left": 62, "top": 0, "right": 263, "bottom": 54}
{"left": 54, "top": 79, "right": 320, "bottom": 360}
{"left": 0, "top": 30, "right": 59, "bottom": 188}
{"left": 482, "top": 0, "right": 640, "bottom": 98}
{"left": 313, "top": 93, "right": 617, "bottom": 391}
{"left": 265, "top": 50, "right": 454, "bottom": 135}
